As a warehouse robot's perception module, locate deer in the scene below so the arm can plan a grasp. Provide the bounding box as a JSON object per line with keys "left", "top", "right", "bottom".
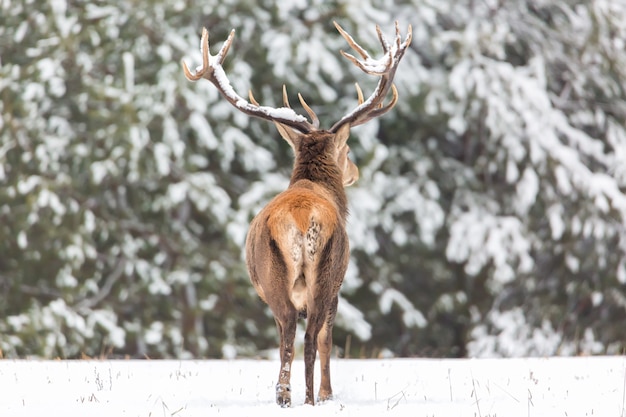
{"left": 182, "top": 20, "right": 412, "bottom": 407}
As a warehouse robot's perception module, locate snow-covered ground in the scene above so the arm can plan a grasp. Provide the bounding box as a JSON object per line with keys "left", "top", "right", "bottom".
{"left": 1, "top": 356, "right": 624, "bottom": 416}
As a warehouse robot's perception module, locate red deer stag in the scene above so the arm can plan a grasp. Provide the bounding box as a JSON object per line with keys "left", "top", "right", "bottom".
{"left": 182, "top": 21, "right": 412, "bottom": 407}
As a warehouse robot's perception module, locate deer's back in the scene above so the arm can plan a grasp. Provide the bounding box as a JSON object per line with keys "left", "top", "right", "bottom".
{"left": 245, "top": 180, "right": 347, "bottom": 310}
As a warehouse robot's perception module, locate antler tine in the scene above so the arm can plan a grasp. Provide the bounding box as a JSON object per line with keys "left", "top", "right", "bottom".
{"left": 249, "top": 89, "right": 260, "bottom": 106}
{"left": 394, "top": 21, "right": 402, "bottom": 50}
{"left": 182, "top": 28, "right": 210, "bottom": 81}
{"left": 354, "top": 83, "right": 364, "bottom": 105}
{"left": 403, "top": 23, "right": 413, "bottom": 52}
{"left": 181, "top": 27, "right": 316, "bottom": 134}
{"left": 217, "top": 28, "right": 235, "bottom": 64}
{"left": 334, "top": 21, "right": 370, "bottom": 60}
{"left": 362, "top": 84, "right": 399, "bottom": 122}
{"left": 282, "top": 85, "right": 291, "bottom": 108}
{"left": 298, "top": 93, "right": 320, "bottom": 129}
{"left": 375, "top": 25, "right": 390, "bottom": 54}
{"left": 345, "top": 84, "right": 399, "bottom": 127}
{"left": 282, "top": 85, "right": 319, "bottom": 128}
{"left": 330, "top": 21, "right": 412, "bottom": 132}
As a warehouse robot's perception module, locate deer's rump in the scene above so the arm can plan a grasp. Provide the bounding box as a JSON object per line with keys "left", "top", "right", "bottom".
{"left": 246, "top": 188, "right": 341, "bottom": 310}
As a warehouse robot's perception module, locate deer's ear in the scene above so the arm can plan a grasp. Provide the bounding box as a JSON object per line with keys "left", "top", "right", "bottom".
{"left": 274, "top": 122, "right": 302, "bottom": 150}
{"left": 335, "top": 123, "right": 351, "bottom": 148}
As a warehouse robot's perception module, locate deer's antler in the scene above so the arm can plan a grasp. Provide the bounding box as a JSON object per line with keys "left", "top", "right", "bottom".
{"left": 182, "top": 22, "right": 411, "bottom": 134}
{"left": 330, "top": 21, "right": 412, "bottom": 132}
{"left": 182, "top": 28, "right": 318, "bottom": 133}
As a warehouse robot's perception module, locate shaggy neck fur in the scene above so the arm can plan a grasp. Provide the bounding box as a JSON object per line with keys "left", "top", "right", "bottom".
{"left": 290, "top": 136, "right": 348, "bottom": 220}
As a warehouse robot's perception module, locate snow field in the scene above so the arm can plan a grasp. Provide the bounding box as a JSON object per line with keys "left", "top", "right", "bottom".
{"left": 0, "top": 356, "right": 624, "bottom": 416}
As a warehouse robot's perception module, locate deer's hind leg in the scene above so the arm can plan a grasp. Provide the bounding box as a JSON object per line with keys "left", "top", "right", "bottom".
{"left": 274, "top": 308, "right": 298, "bottom": 407}
{"left": 317, "top": 295, "right": 338, "bottom": 402}
{"left": 312, "top": 228, "right": 348, "bottom": 404}
{"left": 302, "top": 267, "right": 342, "bottom": 404}
{"left": 303, "top": 300, "right": 326, "bottom": 405}
{"left": 266, "top": 253, "right": 298, "bottom": 408}
{"left": 256, "top": 228, "right": 301, "bottom": 407}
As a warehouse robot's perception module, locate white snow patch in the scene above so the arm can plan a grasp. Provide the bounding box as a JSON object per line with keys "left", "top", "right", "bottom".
{"left": 379, "top": 288, "right": 427, "bottom": 328}
{"left": 189, "top": 112, "right": 218, "bottom": 150}
{"left": 514, "top": 167, "right": 539, "bottom": 215}
{"left": 17, "top": 231, "right": 28, "bottom": 249}
{"left": 0, "top": 357, "right": 624, "bottom": 416}
{"left": 336, "top": 297, "right": 372, "bottom": 341}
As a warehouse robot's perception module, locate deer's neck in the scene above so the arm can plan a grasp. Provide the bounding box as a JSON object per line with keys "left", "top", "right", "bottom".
{"left": 290, "top": 157, "right": 348, "bottom": 219}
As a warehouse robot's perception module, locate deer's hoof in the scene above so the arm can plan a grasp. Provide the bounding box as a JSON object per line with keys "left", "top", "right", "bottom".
{"left": 318, "top": 392, "right": 333, "bottom": 403}
{"left": 276, "top": 383, "right": 291, "bottom": 408}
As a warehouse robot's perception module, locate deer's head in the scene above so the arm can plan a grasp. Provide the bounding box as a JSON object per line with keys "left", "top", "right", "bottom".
{"left": 273, "top": 123, "right": 358, "bottom": 187}
{"left": 182, "top": 21, "right": 412, "bottom": 188}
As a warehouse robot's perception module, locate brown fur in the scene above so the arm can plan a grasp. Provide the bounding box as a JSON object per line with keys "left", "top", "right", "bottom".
{"left": 245, "top": 124, "right": 356, "bottom": 406}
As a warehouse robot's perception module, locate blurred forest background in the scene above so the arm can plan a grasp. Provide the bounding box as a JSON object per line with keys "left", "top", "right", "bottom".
{"left": 1, "top": 0, "right": 625, "bottom": 359}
